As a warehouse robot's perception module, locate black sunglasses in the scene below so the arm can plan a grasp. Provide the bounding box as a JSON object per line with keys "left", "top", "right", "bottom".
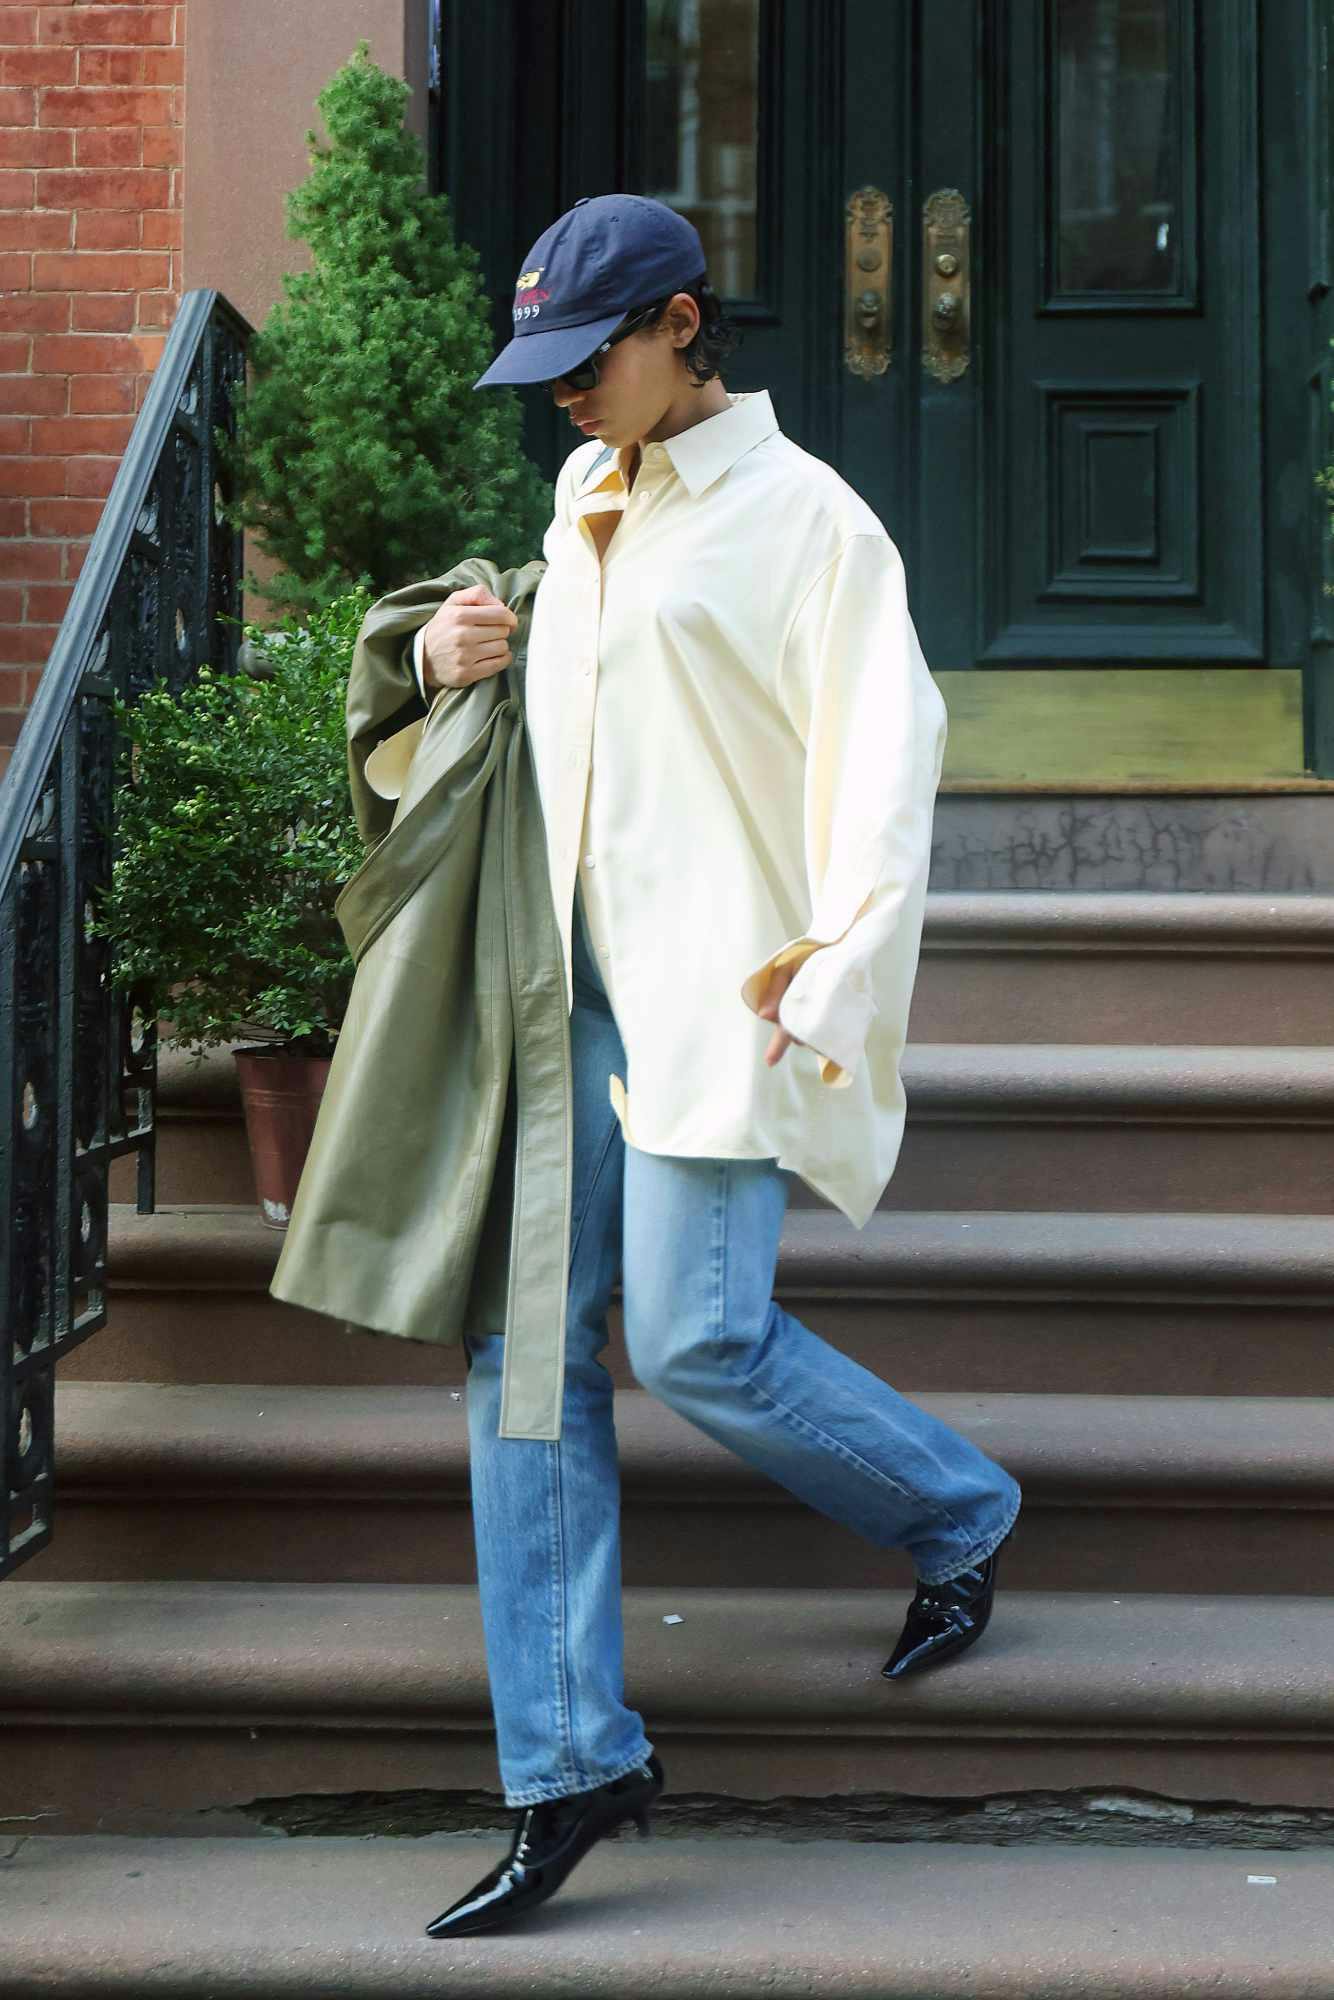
{"left": 544, "top": 298, "right": 669, "bottom": 393}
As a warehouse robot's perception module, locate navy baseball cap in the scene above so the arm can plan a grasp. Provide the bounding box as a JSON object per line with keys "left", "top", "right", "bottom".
{"left": 473, "top": 193, "right": 707, "bottom": 390}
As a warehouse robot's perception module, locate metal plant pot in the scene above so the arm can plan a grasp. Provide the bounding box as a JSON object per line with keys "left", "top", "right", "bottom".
{"left": 232, "top": 1044, "right": 333, "bottom": 1229}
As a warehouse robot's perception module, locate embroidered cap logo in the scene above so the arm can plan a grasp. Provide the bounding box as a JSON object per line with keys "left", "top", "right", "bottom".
{"left": 514, "top": 266, "right": 549, "bottom": 322}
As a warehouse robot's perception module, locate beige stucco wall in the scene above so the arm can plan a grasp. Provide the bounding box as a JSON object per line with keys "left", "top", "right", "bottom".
{"left": 183, "top": 0, "right": 428, "bottom": 614}
{"left": 183, "top": 0, "right": 428, "bottom": 330}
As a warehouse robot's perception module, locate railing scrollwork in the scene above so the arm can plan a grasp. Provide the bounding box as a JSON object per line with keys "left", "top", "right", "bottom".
{"left": 0, "top": 288, "right": 252, "bottom": 1580}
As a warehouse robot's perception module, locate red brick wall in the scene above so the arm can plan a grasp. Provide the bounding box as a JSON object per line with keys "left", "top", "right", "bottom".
{"left": 0, "top": 0, "right": 184, "bottom": 748}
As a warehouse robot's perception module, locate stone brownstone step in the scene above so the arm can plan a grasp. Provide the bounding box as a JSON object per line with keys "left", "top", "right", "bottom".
{"left": 113, "top": 1034, "right": 1334, "bottom": 1215}
{"left": 911, "top": 891, "right": 1334, "bottom": 1047}
{"left": 854, "top": 1044, "right": 1334, "bottom": 1214}
{"left": 84, "top": 1204, "right": 1334, "bottom": 1397}
{"left": 3, "top": 1832, "right": 1332, "bottom": 1997}
{"left": 2, "top": 1581, "right": 1331, "bottom": 1835}
{"left": 25, "top": 1382, "right": 1334, "bottom": 1596}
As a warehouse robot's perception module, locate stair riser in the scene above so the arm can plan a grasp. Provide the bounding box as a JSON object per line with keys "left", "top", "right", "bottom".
{"left": 109, "top": 1110, "right": 1334, "bottom": 1216}
{"left": 25, "top": 1499, "right": 1334, "bottom": 1596}
{"left": 109, "top": 1118, "right": 256, "bottom": 1207}
{"left": 1, "top": 1725, "right": 1327, "bottom": 1841}
{"left": 909, "top": 952, "right": 1334, "bottom": 1047}
{"left": 78, "top": 1294, "right": 1334, "bottom": 1398}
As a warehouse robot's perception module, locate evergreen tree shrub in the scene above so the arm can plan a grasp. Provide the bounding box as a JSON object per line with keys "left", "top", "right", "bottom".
{"left": 224, "top": 40, "right": 552, "bottom": 616}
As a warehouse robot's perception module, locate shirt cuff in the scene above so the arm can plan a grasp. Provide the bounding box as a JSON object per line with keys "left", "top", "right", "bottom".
{"left": 739, "top": 935, "right": 877, "bottom": 1088}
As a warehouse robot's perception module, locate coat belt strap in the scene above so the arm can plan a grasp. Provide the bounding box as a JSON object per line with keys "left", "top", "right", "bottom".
{"left": 496, "top": 713, "right": 575, "bottom": 1440}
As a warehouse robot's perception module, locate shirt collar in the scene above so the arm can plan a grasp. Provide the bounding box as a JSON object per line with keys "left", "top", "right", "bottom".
{"left": 578, "top": 389, "right": 779, "bottom": 502}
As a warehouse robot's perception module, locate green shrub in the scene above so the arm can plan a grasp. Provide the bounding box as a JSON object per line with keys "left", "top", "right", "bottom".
{"left": 90, "top": 591, "right": 372, "bottom": 1056}
{"left": 222, "top": 40, "right": 552, "bottom": 618}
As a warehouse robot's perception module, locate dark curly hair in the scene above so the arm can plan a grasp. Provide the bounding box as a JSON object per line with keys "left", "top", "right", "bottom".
{"left": 635, "top": 275, "right": 743, "bottom": 386}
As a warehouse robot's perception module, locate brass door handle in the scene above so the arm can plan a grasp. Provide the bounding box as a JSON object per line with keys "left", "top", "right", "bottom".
{"left": 845, "top": 186, "right": 973, "bottom": 381}
{"left": 922, "top": 190, "right": 972, "bottom": 382}
{"left": 845, "top": 186, "right": 893, "bottom": 377}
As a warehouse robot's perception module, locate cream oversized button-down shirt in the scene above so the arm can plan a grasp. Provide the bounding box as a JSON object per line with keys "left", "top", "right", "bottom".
{"left": 415, "top": 388, "right": 947, "bottom": 1229}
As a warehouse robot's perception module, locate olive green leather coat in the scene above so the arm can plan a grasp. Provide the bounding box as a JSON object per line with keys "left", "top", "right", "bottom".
{"left": 268, "top": 556, "right": 575, "bottom": 1439}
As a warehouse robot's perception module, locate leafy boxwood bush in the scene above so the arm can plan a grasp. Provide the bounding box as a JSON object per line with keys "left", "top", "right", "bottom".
{"left": 90, "top": 590, "right": 373, "bottom": 1057}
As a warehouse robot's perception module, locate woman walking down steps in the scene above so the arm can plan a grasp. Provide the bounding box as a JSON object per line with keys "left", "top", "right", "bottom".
{"left": 424, "top": 194, "right": 1021, "bottom": 1937}
{"left": 297, "top": 192, "right": 1022, "bottom": 1939}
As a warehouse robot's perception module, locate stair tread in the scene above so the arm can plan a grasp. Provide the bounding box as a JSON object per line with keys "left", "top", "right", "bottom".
{"left": 778, "top": 1208, "right": 1334, "bottom": 1291}
{"left": 106, "top": 1202, "right": 1334, "bottom": 1295}
{"left": 149, "top": 1040, "right": 1334, "bottom": 1120}
{"left": 48, "top": 1381, "right": 1334, "bottom": 1499}
{"left": 898, "top": 1041, "right": 1334, "bottom": 1111}
{"left": 3, "top": 1832, "right": 1331, "bottom": 1998}
{"left": 3, "top": 1581, "right": 1333, "bottom": 1732}
{"left": 922, "top": 887, "right": 1334, "bottom": 946}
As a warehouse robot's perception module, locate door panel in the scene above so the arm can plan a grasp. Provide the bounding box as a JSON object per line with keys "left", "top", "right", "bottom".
{"left": 991, "top": 0, "right": 1264, "bottom": 663}
{"left": 625, "top": 0, "right": 839, "bottom": 458}
{"left": 838, "top": 0, "right": 1266, "bottom": 668}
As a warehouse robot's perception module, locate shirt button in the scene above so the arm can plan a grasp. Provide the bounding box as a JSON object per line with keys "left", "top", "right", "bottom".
{"left": 583, "top": 854, "right": 595, "bottom": 867}
{"left": 600, "top": 947, "right": 610, "bottom": 959}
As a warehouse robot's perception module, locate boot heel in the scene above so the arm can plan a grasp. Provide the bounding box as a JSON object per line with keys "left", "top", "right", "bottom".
{"left": 632, "top": 1806, "right": 653, "bottom": 1838}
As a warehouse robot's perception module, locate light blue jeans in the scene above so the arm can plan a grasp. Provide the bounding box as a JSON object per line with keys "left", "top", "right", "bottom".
{"left": 463, "top": 886, "right": 1022, "bottom": 1806}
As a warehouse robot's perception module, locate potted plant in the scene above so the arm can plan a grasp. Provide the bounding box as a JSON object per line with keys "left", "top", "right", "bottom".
{"left": 90, "top": 590, "right": 371, "bottom": 1227}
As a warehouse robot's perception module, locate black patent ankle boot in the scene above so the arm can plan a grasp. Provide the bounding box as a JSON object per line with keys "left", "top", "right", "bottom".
{"left": 424, "top": 1751, "right": 665, "bottom": 1938}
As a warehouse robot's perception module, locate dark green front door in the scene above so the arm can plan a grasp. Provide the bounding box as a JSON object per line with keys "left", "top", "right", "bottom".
{"left": 833, "top": 0, "right": 1306, "bottom": 783}
{"left": 440, "top": 0, "right": 1332, "bottom": 781}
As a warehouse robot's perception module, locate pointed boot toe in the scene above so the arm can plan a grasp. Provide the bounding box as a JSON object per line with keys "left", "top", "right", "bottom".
{"left": 881, "top": 1519, "right": 1016, "bottom": 1681}
{"left": 425, "top": 1752, "right": 664, "bottom": 1937}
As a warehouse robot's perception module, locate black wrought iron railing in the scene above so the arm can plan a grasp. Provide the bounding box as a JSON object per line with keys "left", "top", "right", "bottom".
{"left": 0, "top": 288, "right": 252, "bottom": 1581}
